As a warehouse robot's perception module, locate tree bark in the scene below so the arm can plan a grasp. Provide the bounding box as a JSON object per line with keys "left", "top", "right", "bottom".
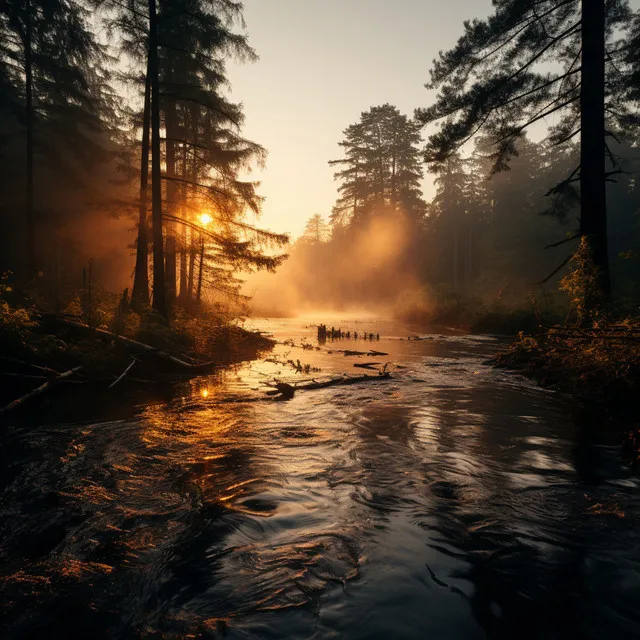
{"left": 187, "top": 240, "right": 196, "bottom": 304}
{"left": 149, "top": 0, "right": 167, "bottom": 318}
{"left": 24, "top": 0, "right": 35, "bottom": 279}
{"left": 580, "top": 0, "right": 610, "bottom": 300}
{"left": 164, "top": 71, "right": 178, "bottom": 307}
{"left": 178, "top": 137, "right": 188, "bottom": 301}
{"left": 165, "top": 235, "right": 177, "bottom": 309}
{"left": 131, "top": 55, "right": 152, "bottom": 309}
{"left": 196, "top": 236, "right": 205, "bottom": 305}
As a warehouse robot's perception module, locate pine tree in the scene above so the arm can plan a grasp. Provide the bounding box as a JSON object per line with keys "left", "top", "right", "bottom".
{"left": 96, "top": 0, "right": 288, "bottom": 314}
{"left": 330, "top": 104, "right": 426, "bottom": 226}
{"left": 416, "top": 0, "right": 635, "bottom": 302}
{"left": 301, "top": 214, "right": 330, "bottom": 244}
{"left": 0, "top": 0, "right": 107, "bottom": 279}
{"left": 431, "top": 153, "right": 472, "bottom": 289}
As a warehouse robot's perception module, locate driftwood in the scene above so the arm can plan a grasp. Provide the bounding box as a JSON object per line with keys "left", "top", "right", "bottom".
{"left": 109, "top": 359, "right": 137, "bottom": 389}
{"left": 265, "top": 371, "right": 391, "bottom": 400}
{"left": 0, "top": 366, "right": 83, "bottom": 416}
{"left": 353, "top": 362, "right": 382, "bottom": 370}
{"left": 340, "top": 349, "right": 389, "bottom": 357}
{"left": 44, "top": 316, "right": 215, "bottom": 372}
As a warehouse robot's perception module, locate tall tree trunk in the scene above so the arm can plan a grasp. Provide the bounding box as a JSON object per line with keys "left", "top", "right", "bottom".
{"left": 187, "top": 239, "right": 196, "bottom": 304}
{"left": 580, "top": 0, "right": 610, "bottom": 301}
{"left": 452, "top": 224, "right": 459, "bottom": 291}
{"left": 466, "top": 215, "right": 473, "bottom": 289}
{"left": 186, "top": 104, "right": 199, "bottom": 303}
{"left": 164, "top": 75, "right": 178, "bottom": 307}
{"left": 353, "top": 165, "right": 359, "bottom": 219}
{"left": 149, "top": 0, "right": 167, "bottom": 318}
{"left": 178, "top": 139, "right": 188, "bottom": 301}
{"left": 24, "top": 0, "right": 35, "bottom": 279}
{"left": 131, "top": 56, "right": 151, "bottom": 309}
{"left": 165, "top": 235, "right": 177, "bottom": 309}
{"left": 196, "top": 237, "right": 205, "bottom": 305}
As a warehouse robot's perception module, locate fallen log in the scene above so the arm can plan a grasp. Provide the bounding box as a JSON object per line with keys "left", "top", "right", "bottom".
{"left": 0, "top": 366, "right": 83, "bottom": 416}
{"left": 0, "top": 356, "right": 60, "bottom": 375}
{"left": 109, "top": 359, "right": 137, "bottom": 389}
{"left": 341, "top": 349, "right": 389, "bottom": 357}
{"left": 353, "top": 362, "right": 382, "bottom": 370}
{"left": 265, "top": 371, "right": 391, "bottom": 400}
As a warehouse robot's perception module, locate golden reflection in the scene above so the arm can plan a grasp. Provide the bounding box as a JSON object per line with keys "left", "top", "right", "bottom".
{"left": 201, "top": 388, "right": 210, "bottom": 399}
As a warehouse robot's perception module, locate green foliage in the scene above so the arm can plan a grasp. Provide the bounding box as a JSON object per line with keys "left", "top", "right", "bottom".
{"left": 559, "top": 237, "right": 603, "bottom": 325}
{"left": 0, "top": 274, "right": 36, "bottom": 348}
{"left": 416, "top": 0, "right": 633, "bottom": 170}
{"left": 498, "top": 319, "right": 640, "bottom": 406}
{"left": 134, "top": 304, "right": 271, "bottom": 360}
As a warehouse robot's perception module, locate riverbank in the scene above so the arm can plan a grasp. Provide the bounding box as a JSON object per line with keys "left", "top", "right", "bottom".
{"left": 494, "top": 324, "right": 638, "bottom": 400}
{"left": 494, "top": 324, "right": 640, "bottom": 462}
{"left": 396, "top": 291, "right": 564, "bottom": 336}
{"left": 0, "top": 298, "right": 274, "bottom": 415}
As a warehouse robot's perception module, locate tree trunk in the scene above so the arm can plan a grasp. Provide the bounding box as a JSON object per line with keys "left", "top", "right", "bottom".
{"left": 165, "top": 235, "right": 177, "bottom": 311}
{"left": 164, "top": 74, "right": 178, "bottom": 307}
{"left": 24, "top": 0, "right": 35, "bottom": 279}
{"left": 149, "top": 0, "right": 167, "bottom": 318}
{"left": 580, "top": 0, "right": 610, "bottom": 301}
{"left": 187, "top": 238, "right": 196, "bottom": 304}
{"left": 131, "top": 56, "right": 152, "bottom": 309}
{"left": 466, "top": 214, "right": 473, "bottom": 289}
{"left": 196, "top": 237, "right": 205, "bottom": 305}
{"left": 178, "top": 138, "right": 188, "bottom": 301}
{"left": 186, "top": 104, "right": 199, "bottom": 304}
{"left": 452, "top": 224, "right": 459, "bottom": 291}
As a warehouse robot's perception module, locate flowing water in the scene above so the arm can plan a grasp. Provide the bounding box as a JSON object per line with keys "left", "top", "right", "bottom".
{"left": 1, "top": 317, "right": 639, "bottom": 639}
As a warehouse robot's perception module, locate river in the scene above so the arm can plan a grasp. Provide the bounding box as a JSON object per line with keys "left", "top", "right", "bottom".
{"left": 1, "top": 316, "right": 639, "bottom": 639}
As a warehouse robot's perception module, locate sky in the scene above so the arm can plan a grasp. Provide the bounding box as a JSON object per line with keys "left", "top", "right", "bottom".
{"left": 227, "top": 0, "right": 493, "bottom": 238}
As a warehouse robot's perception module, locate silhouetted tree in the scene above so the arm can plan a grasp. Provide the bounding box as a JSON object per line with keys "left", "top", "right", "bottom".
{"left": 416, "top": 0, "right": 636, "bottom": 303}
{"left": 301, "top": 214, "right": 330, "bottom": 244}
{"left": 96, "top": 0, "right": 287, "bottom": 315}
{"left": 0, "top": 0, "right": 107, "bottom": 279}
{"left": 330, "top": 104, "right": 426, "bottom": 226}
{"left": 431, "top": 153, "right": 472, "bottom": 290}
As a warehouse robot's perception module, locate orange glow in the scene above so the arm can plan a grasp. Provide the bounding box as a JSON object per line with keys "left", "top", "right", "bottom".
{"left": 199, "top": 213, "right": 213, "bottom": 227}
{"left": 201, "top": 388, "right": 210, "bottom": 399}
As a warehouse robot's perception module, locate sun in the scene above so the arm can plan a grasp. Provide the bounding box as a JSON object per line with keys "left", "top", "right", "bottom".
{"left": 199, "top": 213, "right": 213, "bottom": 227}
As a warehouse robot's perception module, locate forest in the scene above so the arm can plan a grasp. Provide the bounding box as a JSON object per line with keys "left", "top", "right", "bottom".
{"left": 3, "top": 2, "right": 640, "bottom": 639}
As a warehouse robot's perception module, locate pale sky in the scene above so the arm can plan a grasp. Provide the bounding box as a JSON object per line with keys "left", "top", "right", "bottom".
{"left": 228, "top": 0, "right": 494, "bottom": 238}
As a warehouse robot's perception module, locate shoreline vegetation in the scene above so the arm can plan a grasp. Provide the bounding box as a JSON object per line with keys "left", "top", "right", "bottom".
{"left": 0, "top": 281, "right": 274, "bottom": 417}
{"left": 2, "top": 271, "right": 639, "bottom": 440}
{"left": 397, "top": 285, "right": 640, "bottom": 430}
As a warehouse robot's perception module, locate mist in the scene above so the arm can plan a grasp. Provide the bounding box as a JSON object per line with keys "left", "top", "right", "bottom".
{"left": 246, "top": 208, "right": 428, "bottom": 317}
{"left": 246, "top": 131, "right": 640, "bottom": 324}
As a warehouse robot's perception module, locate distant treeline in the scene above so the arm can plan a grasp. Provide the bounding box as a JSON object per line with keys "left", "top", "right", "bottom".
{"left": 262, "top": 106, "right": 640, "bottom": 315}
{"left": 260, "top": 0, "right": 640, "bottom": 317}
